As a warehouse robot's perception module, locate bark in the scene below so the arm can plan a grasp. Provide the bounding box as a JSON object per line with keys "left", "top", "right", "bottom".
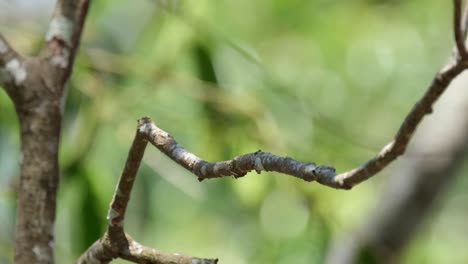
{"left": 78, "top": 118, "right": 218, "bottom": 264}
{"left": 13, "top": 59, "right": 63, "bottom": 263}
{"left": 324, "top": 72, "right": 468, "bottom": 264}
{"left": 324, "top": 2, "right": 468, "bottom": 262}
{"left": 1, "top": 0, "right": 90, "bottom": 262}
{"left": 1, "top": 52, "right": 69, "bottom": 263}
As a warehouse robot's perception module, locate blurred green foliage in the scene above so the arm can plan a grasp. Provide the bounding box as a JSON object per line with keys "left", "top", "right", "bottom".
{"left": 1, "top": 0, "right": 468, "bottom": 263}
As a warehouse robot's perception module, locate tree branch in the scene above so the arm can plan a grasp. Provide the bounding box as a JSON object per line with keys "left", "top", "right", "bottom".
{"left": 121, "top": 235, "right": 218, "bottom": 264}
{"left": 323, "top": 4, "right": 468, "bottom": 262}
{"left": 7, "top": 1, "right": 91, "bottom": 263}
{"left": 328, "top": 64, "right": 466, "bottom": 188}
{"left": 106, "top": 119, "right": 148, "bottom": 240}
{"left": 454, "top": 0, "right": 467, "bottom": 59}
{"left": 78, "top": 118, "right": 218, "bottom": 264}
{"left": 43, "top": 0, "right": 90, "bottom": 82}
{"left": 132, "top": 3, "right": 468, "bottom": 190}
{"left": 0, "top": 33, "right": 24, "bottom": 89}
{"left": 324, "top": 72, "right": 468, "bottom": 264}
{"left": 139, "top": 118, "right": 337, "bottom": 184}
{"left": 79, "top": 3, "right": 468, "bottom": 263}
{"left": 462, "top": 0, "right": 468, "bottom": 38}
{"left": 139, "top": 59, "right": 465, "bottom": 190}
{"left": 78, "top": 233, "right": 218, "bottom": 264}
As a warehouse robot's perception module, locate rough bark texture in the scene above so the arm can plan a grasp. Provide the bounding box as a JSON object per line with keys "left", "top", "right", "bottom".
{"left": 0, "top": 52, "right": 70, "bottom": 263}
{"left": 140, "top": 118, "right": 337, "bottom": 183}
{"left": 1, "top": 0, "right": 90, "bottom": 262}
{"left": 12, "top": 59, "right": 64, "bottom": 264}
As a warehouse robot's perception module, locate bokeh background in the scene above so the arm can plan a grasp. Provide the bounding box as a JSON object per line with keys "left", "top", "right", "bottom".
{"left": 1, "top": 0, "right": 468, "bottom": 263}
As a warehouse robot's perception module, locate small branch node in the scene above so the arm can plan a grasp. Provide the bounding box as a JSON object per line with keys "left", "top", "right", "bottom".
{"left": 254, "top": 157, "right": 264, "bottom": 174}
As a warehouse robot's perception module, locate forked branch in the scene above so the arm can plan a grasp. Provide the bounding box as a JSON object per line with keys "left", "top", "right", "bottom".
{"left": 79, "top": 2, "right": 468, "bottom": 263}
{"left": 77, "top": 119, "right": 218, "bottom": 264}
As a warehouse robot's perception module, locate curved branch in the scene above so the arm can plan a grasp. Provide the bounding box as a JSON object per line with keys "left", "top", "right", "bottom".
{"left": 137, "top": 3, "right": 468, "bottom": 190}
{"left": 139, "top": 59, "right": 465, "bottom": 190}
{"left": 324, "top": 73, "right": 468, "bottom": 264}
{"left": 139, "top": 118, "right": 337, "bottom": 185}
{"left": 329, "top": 63, "right": 466, "bottom": 188}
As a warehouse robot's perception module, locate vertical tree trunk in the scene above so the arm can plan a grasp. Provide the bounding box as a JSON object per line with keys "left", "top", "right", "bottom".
{"left": 1, "top": 1, "right": 90, "bottom": 262}
{"left": 4, "top": 57, "right": 66, "bottom": 263}
{"left": 14, "top": 98, "right": 62, "bottom": 263}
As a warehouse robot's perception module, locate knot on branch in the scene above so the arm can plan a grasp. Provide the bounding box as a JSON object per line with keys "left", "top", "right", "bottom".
{"left": 254, "top": 150, "right": 264, "bottom": 174}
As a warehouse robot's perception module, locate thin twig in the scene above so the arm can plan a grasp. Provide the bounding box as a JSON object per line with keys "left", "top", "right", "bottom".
{"left": 325, "top": 73, "right": 468, "bottom": 264}
{"left": 137, "top": 58, "right": 458, "bottom": 189}
{"left": 77, "top": 232, "right": 218, "bottom": 264}
{"left": 106, "top": 119, "right": 148, "bottom": 239}
{"left": 121, "top": 234, "right": 218, "bottom": 264}
{"left": 454, "top": 0, "right": 468, "bottom": 59}
{"left": 140, "top": 118, "right": 337, "bottom": 184}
